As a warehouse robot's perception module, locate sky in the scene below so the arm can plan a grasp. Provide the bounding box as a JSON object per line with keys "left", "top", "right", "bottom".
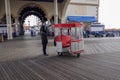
{"left": 99, "top": 0, "right": 120, "bottom": 29}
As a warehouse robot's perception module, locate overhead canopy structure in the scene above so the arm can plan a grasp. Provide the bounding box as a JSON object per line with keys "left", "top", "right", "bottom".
{"left": 67, "top": 16, "right": 97, "bottom": 22}
{"left": 23, "top": 0, "right": 64, "bottom": 3}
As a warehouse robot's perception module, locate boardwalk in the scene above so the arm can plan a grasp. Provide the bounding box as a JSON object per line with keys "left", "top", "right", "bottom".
{"left": 0, "top": 37, "right": 120, "bottom": 80}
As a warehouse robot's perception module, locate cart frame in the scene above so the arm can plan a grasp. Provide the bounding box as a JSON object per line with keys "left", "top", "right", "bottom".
{"left": 54, "top": 23, "right": 84, "bottom": 57}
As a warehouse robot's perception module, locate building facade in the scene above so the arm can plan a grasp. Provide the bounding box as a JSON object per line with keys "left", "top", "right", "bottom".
{"left": 0, "top": 0, "right": 99, "bottom": 39}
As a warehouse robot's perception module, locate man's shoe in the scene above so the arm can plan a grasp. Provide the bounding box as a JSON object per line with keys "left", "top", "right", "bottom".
{"left": 44, "top": 54, "right": 48, "bottom": 56}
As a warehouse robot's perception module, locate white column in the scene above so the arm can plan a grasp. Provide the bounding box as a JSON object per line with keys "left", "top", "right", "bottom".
{"left": 54, "top": 0, "right": 58, "bottom": 24}
{"left": 15, "top": 18, "right": 19, "bottom": 36}
{"left": 5, "top": 0, "right": 13, "bottom": 39}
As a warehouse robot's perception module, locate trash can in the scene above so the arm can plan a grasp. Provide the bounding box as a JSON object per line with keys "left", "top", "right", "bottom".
{"left": 0, "top": 33, "right": 4, "bottom": 42}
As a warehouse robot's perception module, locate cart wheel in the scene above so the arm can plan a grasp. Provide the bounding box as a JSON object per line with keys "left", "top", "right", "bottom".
{"left": 77, "top": 53, "right": 80, "bottom": 58}
{"left": 58, "top": 52, "right": 63, "bottom": 56}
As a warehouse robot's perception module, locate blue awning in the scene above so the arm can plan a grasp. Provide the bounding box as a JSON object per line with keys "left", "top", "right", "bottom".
{"left": 67, "top": 16, "right": 97, "bottom": 22}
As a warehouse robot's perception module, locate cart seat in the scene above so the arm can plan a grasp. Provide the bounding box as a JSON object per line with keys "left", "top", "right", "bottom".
{"left": 55, "top": 35, "right": 71, "bottom": 48}
{"left": 62, "top": 35, "right": 70, "bottom": 48}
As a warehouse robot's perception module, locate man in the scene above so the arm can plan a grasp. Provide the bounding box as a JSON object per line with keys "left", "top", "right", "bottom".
{"left": 40, "top": 22, "right": 48, "bottom": 56}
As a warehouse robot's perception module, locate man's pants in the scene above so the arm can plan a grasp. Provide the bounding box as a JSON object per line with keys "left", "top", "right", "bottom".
{"left": 42, "top": 43, "right": 47, "bottom": 55}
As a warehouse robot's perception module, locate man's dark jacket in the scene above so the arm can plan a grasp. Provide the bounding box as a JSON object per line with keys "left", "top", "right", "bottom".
{"left": 40, "top": 25, "right": 48, "bottom": 44}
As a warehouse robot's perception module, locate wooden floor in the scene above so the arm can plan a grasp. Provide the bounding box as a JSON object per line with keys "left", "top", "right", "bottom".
{"left": 0, "top": 37, "right": 120, "bottom": 80}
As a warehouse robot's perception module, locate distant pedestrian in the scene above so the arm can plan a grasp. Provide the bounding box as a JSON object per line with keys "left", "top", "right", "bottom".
{"left": 40, "top": 22, "right": 48, "bottom": 56}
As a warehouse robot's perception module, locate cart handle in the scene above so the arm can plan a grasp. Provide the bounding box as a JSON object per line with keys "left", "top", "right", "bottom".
{"left": 71, "top": 39, "right": 83, "bottom": 42}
